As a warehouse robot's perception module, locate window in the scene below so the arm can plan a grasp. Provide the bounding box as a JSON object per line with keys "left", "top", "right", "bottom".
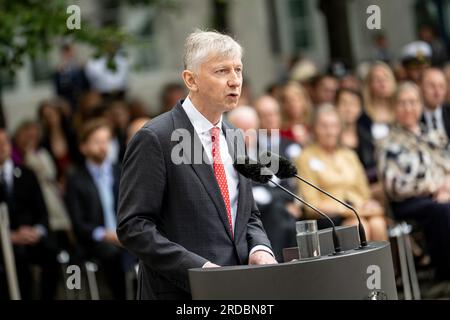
{"left": 266, "top": 0, "right": 282, "bottom": 54}
{"left": 287, "top": 0, "right": 312, "bottom": 53}
{"left": 122, "top": 5, "right": 159, "bottom": 71}
{"left": 414, "top": 0, "right": 450, "bottom": 40}
{"left": 211, "top": 0, "right": 229, "bottom": 33}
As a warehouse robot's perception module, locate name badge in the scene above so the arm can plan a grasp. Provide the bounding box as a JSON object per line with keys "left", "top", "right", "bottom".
{"left": 309, "top": 158, "right": 324, "bottom": 172}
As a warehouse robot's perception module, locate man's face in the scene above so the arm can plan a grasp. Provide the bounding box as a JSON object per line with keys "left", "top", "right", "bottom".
{"left": 395, "top": 89, "right": 422, "bottom": 130}
{"left": 255, "top": 98, "right": 281, "bottom": 131}
{"left": 406, "top": 64, "right": 427, "bottom": 83}
{"left": 193, "top": 54, "right": 243, "bottom": 114}
{"left": 315, "top": 112, "right": 341, "bottom": 150}
{"left": 0, "top": 131, "right": 12, "bottom": 165}
{"left": 336, "top": 92, "right": 362, "bottom": 125}
{"left": 316, "top": 77, "right": 338, "bottom": 104}
{"left": 80, "top": 127, "right": 111, "bottom": 165}
{"left": 421, "top": 70, "right": 447, "bottom": 109}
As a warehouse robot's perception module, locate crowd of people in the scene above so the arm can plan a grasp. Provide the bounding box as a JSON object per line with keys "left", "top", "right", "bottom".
{"left": 0, "top": 43, "right": 176, "bottom": 300}
{"left": 1, "top": 33, "right": 450, "bottom": 299}
{"left": 228, "top": 39, "right": 450, "bottom": 290}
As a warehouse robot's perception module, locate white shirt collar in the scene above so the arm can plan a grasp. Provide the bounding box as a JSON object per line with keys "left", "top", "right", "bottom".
{"left": 1, "top": 158, "right": 15, "bottom": 186}
{"left": 86, "top": 159, "right": 112, "bottom": 179}
{"left": 425, "top": 105, "right": 443, "bottom": 118}
{"left": 424, "top": 105, "right": 444, "bottom": 131}
{"left": 1, "top": 158, "right": 13, "bottom": 175}
{"left": 182, "top": 97, "right": 223, "bottom": 134}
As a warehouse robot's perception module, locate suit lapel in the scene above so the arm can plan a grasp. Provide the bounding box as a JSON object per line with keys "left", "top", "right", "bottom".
{"left": 171, "top": 103, "right": 234, "bottom": 241}
{"left": 233, "top": 173, "right": 248, "bottom": 242}
{"left": 419, "top": 113, "right": 426, "bottom": 128}
{"left": 442, "top": 105, "right": 450, "bottom": 138}
{"left": 81, "top": 164, "right": 105, "bottom": 224}
{"left": 8, "top": 166, "right": 22, "bottom": 215}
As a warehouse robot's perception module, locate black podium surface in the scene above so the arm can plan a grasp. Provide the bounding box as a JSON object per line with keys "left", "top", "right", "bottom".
{"left": 189, "top": 226, "right": 397, "bottom": 300}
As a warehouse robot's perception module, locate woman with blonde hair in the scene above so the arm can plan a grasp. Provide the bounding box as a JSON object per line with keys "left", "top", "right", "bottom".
{"left": 358, "top": 61, "right": 397, "bottom": 184}
{"left": 278, "top": 81, "right": 312, "bottom": 145}
{"left": 362, "top": 62, "right": 397, "bottom": 124}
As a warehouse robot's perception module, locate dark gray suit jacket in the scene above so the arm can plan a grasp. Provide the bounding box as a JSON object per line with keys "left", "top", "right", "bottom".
{"left": 117, "top": 101, "right": 272, "bottom": 300}
{"left": 420, "top": 104, "right": 450, "bottom": 140}
{"left": 66, "top": 163, "right": 120, "bottom": 247}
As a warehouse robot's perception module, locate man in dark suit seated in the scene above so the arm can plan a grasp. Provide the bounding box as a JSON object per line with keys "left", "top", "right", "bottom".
{"left": 0, "top": 129, "right": 58, "bottom": 300}
{"left": 117, "top": 30, "right": 277, "bottom": 300}
{"left": 420, "top": 67, "right": 450, "bottom": 143}
{"left": 66, "top": 119, "right": 127, "bottom": 299}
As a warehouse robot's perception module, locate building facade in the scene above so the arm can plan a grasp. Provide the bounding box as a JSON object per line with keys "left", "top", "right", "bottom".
{"left": 2, "top": 0, "right": 444, "bottom": 131}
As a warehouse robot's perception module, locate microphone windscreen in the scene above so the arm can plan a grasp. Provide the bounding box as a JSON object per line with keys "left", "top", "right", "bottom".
{"left": 233, "top": 156, "right": 273, "bottom": 184}
{"left": 260, "top": 151, "right": 297, "bottom": 178}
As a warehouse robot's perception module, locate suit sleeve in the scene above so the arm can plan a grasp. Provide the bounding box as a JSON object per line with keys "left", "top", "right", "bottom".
{"left": 65, "top": 173, "right": 97, "bottom": 243}
{"left": 244, "top": 179, "right": 273, "bottom": 253}
{"left": 117, "top": 127, "right": 208, "bottom": 291}
{"left": 28, "top": 169, "right": 49, "bottom": 230}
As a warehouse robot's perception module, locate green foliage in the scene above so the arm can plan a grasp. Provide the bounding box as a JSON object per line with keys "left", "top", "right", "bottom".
{"left": 0, "top": 0, "right": 178, "bottom": 75}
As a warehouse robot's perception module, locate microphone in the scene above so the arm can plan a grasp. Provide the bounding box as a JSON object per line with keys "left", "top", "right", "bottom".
{"left": 234, "top": 156, "right": 342, "bottom": 255}
{"left": 260, "top": 151, "right": 368, "bottom": 248}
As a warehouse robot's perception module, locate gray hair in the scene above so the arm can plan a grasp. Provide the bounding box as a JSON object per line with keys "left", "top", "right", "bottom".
{"left": 183, "top": 29, "right": 243, "bottom": 72}
{"left": 391, "top": 81, "right": 422, "bottom": 105}
{"left": 311, "top": 103, "right": 341, "bottom": 127}
{"left": 227, "top": 105, "right": 259, "bottom": 128}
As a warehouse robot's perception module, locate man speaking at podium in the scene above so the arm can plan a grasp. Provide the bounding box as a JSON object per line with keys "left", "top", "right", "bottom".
{"left": 117, "top": 30, "right": 276, "bottom": 300}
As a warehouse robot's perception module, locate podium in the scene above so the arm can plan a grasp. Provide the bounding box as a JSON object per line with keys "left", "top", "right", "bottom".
{"left": 188, "top": 226, "right": 397, "bottom": 300}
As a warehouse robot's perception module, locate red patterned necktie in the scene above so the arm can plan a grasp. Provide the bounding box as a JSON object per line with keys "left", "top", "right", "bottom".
{"left": 210, "top": 126, "right": 233, "bottom": 237}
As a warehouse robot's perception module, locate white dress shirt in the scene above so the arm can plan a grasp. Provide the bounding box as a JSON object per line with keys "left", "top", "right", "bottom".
{"left": 424, "top": 106, "right": 446, "bottom": 134}
{"left": 182, "top": 98, "right": 273, "bottom": 262}
{"left": 182, "top": 97, "right": 239, "bottom": 231}
{"left": 85, "top": 54, "right": 128, "bottom": 93}
{"left": 1, "top": 158, "right": 14, "bottom": 189}
{"left": 86, "top": 160, "right": 116, "bottom": 242}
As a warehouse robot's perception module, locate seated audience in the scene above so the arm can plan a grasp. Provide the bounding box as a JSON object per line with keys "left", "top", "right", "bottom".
{"left": 0, "top": 129, "right": 58, "bottom": 300}
{"left": 377, "top": 82, "right": 450, "bottom": 281}
{"left": 420, "top": 68, "right": 450, "bottom": 144}
{"left": 359, "top": 61, "right": 397, "bottom": 183}
{"left": 13, "top": 121, "right": 72, "bottom": 237}
{"left": 65, "top": 119, "right": 129, "bottom": 299}
{"left": 297, "top": 104, "right": 387, "bottom": 241}
{"left": 336, "top": 88, "right": 385, "bottom": 203}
